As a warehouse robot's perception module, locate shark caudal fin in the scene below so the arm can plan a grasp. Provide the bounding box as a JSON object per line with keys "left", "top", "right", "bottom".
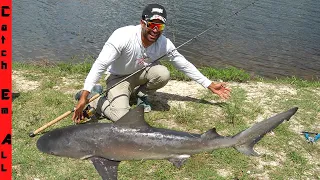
{"left": 234, "top": 107, "right": 298, "bottom": 156}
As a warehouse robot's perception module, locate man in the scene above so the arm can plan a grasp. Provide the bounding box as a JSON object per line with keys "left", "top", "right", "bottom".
{"left": 72, "top": 4, "right": 231, "bottom": 123}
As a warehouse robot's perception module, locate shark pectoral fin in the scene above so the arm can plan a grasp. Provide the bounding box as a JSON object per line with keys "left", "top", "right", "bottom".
{"left": 90, "top": 157, "right": 120, "bottom": 180}
{"left": 235, "top": 143, "right": 259, "bottom": 156}
{"left": 168, "top": 155, "right": 190, "bottom": 168}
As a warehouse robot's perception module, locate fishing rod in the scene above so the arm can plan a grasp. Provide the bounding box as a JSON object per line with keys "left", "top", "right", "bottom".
{"left": 29, "top": 0, "right": 259, "bottom": 137}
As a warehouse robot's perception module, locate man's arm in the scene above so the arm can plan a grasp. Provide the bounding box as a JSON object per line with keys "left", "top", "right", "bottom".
{"left": 72, "top": 42, "right": 120, "bottom": 122}
{"left": 166, "top": 39, "right": 231, "bottom": 99}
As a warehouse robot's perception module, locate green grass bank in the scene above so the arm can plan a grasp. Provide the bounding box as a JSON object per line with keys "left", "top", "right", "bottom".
{"left": 12, "top": 61, "right": 320, "bottom": 179}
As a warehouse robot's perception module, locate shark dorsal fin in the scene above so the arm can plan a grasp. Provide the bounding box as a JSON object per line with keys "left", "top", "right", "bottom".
{"left": 114, "top": 105, "right": 150, "bottom": 129}
{"left": 201, "top": 128, "right": 222, "bottom": 140}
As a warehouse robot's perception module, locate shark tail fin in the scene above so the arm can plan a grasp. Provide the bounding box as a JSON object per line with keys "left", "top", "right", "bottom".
{"left": 234, "top": 107, "right": 298, "bottom": 156}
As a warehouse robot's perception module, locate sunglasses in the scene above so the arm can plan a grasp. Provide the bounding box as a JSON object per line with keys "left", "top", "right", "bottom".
{"left": 143, "top": 20, "right": 166, "bottom": 31}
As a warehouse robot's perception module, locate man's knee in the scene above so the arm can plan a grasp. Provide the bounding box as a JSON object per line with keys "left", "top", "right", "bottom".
{"left": 149, "top": 65, "right": 170, "bottom": 83}
{"left": 95, "top": 95, "right": 131, "bottom": 122}
{"left": 107, "top": 108, "right": 130, "bottom": 121}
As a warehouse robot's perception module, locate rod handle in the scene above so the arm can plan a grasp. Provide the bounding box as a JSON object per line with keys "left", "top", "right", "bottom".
{"left": 29, "top": 110, "right": 73, "bottom": 137}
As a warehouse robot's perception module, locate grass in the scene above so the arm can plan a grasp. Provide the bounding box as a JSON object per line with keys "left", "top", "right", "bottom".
{"left": 160, "top": 60, "right": 252, "bottom": 82}
{"left": 12, "top": 61, "right": 320, "bottom": 180}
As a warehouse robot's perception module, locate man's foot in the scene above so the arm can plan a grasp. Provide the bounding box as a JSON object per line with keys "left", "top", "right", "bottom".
{"left": 137, "top": 95, "right": 152, "bottom": 113}
{"left": 75, "top": 84, "right": 103, "bottom": 101}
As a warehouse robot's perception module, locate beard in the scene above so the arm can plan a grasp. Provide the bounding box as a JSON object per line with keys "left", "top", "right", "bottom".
{"left": 142, "top": 28, "right": 161, "bottom": 43}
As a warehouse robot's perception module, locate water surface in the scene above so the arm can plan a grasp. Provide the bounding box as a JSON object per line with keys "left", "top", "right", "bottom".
{"left": 13, "top": 0, "right": 320, "bottom": 79}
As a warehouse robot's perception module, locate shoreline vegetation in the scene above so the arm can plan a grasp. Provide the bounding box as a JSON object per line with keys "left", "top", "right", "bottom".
{"left": 12, "top": 60, "right": 319, "bottom": 179}
{"left": 12, "top": 59, "right": 320, "bottom": 87}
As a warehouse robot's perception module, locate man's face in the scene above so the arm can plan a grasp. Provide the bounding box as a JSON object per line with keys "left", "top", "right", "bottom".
{"left": 141, "top": 19, "right": 165, "bottom": 43}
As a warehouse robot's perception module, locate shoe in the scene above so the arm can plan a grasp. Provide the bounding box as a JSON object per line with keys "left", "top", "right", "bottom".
{"left": 137, "top": 95, "right": 152, "bottom": 113}
{"left": 75, "top": 84, "right": 103, "bottom": 101}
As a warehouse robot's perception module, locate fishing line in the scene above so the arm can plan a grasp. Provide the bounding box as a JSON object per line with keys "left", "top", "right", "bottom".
{"left": 174, "top": 0, "right": 259, "bottom": 50}
{"left": 29, "top": 0, "right": 260, "bottom": 137}
{"left": 102, "top": 0, "right": 259, "bottom": 96}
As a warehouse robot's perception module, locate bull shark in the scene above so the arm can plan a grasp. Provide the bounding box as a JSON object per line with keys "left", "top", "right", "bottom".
{"left": 37, "top": 106, "right": 298, "bottom": 180}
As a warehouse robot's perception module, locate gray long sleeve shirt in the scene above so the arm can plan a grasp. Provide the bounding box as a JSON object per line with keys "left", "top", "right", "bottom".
{"left": 83, "top": 25, "right": 212, "bottom": 92}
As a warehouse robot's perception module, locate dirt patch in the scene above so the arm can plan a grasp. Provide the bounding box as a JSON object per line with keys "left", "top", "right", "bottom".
{"left": 230, "top": 81, "right": 297, "bottom": 111}
{"left": 53, "top": 77, "right": 80, "bottom": 95}
{"left": 153, "top": 80, "right": 205, "bottom": 108}
{"left": 216, "top": 168, "right": 232, "bottom": 177}
{"left": 12, "top": 70, "right": 81, "bottom": 95}
{"left": 12, "top": 70, "right": 40, "bottom": 92}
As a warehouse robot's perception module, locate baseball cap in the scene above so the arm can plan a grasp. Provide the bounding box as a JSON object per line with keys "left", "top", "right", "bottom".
{"left": 142, "top": 4, "right": 167, "bottom": 24}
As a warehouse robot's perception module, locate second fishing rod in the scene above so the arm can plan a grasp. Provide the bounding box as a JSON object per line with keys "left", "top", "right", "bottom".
{"left": 29, "top": 0, "right": 259, "bottom": 137}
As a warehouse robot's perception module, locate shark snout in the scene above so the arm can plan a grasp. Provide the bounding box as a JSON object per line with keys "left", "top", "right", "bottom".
{"left": 37, "top": 134, "right": 55, "bottom": 155}
{"left": 36, "top": 129, "right": 89, "bottom": 159}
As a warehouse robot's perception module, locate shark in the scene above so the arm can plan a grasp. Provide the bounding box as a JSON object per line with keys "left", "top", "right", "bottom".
{"left": 37, "top": 106, "right": 298, "bottom": 180}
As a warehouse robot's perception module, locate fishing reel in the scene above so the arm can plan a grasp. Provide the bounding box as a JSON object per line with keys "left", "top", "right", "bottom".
{"left": 301, "top": 131, "right": 320, "bottom": 143}
{"left": 75, "top": 105, "right": 96, "bottom": 124}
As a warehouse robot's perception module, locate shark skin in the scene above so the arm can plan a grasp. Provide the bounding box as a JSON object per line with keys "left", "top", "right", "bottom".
{"left": 37, "top": 106, "right": 298, "bottom": 180}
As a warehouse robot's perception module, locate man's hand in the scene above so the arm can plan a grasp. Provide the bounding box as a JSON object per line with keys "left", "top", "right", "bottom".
{"left": 72, "top": 90, "right": 90, "bottom": 123}
{"left": 207, "top": 82, "right": 231, "bottom": 100}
